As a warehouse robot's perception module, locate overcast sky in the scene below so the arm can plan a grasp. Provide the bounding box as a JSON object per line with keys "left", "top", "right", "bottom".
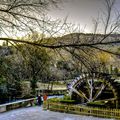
{"left": 48, "top": 0, "right": 120, "bottom": 33}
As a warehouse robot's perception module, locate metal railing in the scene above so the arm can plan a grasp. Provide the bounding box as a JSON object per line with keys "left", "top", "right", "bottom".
{"left": 0, "top": 98, "right": 37, "bottom": 113}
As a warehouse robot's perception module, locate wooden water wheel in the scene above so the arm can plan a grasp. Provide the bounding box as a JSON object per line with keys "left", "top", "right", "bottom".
{"left": 67, "top": 73, "right": 120, "bottom": 108}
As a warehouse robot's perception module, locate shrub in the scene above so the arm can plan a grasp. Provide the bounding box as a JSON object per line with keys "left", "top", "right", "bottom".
{"left": 63, "top": 95, "right": 71, "bottom": 100}
{"left": 60, "top": 99, "right": 76, "bottom": 104}
{"left": 48, "top": 97, "right": 61, "bottom": 102}
{"left": 48, "top": 94, "right": 77, "bottom": 104}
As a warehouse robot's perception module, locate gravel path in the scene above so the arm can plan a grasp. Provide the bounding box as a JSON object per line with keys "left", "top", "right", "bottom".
{"left": 0, "top": 106, "right": 115, "bottom": 120}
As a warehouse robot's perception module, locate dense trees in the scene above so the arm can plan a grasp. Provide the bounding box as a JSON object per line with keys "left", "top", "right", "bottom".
{"left": 0, "top": 44, "right": 52, "bottom": 102}
{"left": 20, "top": 45, "right": 51, "bottom": 93}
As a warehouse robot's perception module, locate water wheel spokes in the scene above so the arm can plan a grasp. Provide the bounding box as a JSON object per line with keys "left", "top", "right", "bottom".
{"left": 69, "top": 73, "right": 119, "bottom": 108}
{"left": 71, "top": 87, "right": 89, "bottom": 101}
{"left": 92, "top": 82, "right": 106, "bottom": 101}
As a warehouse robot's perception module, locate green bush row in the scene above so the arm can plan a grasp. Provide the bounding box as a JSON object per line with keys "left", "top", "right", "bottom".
{"left": 48, "top": 95, "right": 77, "bottom": 104}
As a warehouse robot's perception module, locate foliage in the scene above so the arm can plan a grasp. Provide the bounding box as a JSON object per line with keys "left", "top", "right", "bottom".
{"left": 48, "top": 95, "right": 76, "bottom": 104}
{"left": 0, "top": 75, "right": 6, "bottom": 85}
{"left": 62, "top": 94, "right": 71, "bottom": 100}
{"left": 20, "top": 81, "right": 32, "bottom": 98}
{"left": 48, "top": 97, "right": 61, "bottom": 102}
{"left": 60, "top": 99, "right": 76, "bottom": 104}
{"left": 58, "top": 95, "right": 75, "bottom": 104}
{"left": 57, "top": 61, "right": 71, "bottom": 71}
{"left": 19, "top": 44, "right": 52, "bottom": 93}
{"left": 0, "top": 44, "right": 52, "bottom": 102}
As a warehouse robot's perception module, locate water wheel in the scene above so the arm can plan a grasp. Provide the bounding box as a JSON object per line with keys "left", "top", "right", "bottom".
{"left": 67, "top": 73, "right": 120, "bottom": 108}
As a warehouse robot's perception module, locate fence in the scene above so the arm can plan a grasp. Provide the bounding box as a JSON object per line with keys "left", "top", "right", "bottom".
{"left": 43, "top": 101, "right": 120, "bottom": 119}
{"left": 0, "top": 98, "right": 37, "bottom": 113}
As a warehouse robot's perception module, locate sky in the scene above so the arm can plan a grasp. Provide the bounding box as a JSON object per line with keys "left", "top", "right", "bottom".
{"left": 48, "top": 0, "right": 120, "bottom": 33}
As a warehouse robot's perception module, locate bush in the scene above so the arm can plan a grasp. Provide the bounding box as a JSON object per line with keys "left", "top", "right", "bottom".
{"left": 60, "top": 99, "right": 76, "bottom": 104}
{"left": 87, "top": 101, "right": 106, "bottom": 107}
{"left": 63, "top": 95, "right": 71, "bottom": 100}
{"left": 22, "top": 94, "right": 34, "bottom": 99}
{"left": 48, "top": 97, "right": 61, "bottom": 102}
{"left": 48, "top": 94, "right": 77, "bottom": 104}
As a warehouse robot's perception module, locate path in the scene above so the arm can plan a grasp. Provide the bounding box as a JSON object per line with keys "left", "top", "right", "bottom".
{"left": 0, "top": 106, "right": 115, "bottom": 120}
